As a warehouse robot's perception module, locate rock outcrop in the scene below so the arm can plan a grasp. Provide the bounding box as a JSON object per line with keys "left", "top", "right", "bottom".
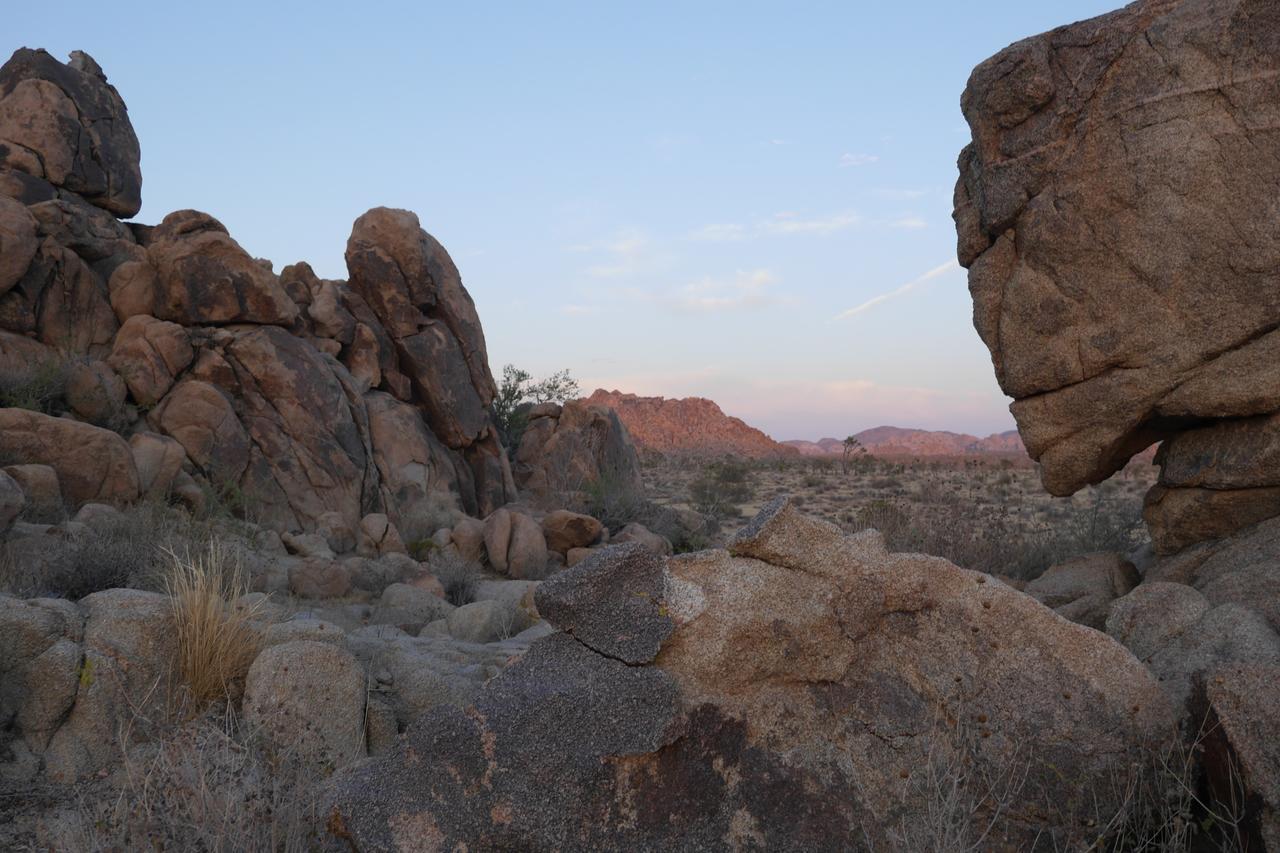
{"left": 329, "top": 498, "right": 1172, "bottom": 850}
{"left": 584, "top": 389, "right": 797, "bottom": 459}
{"left": 0, "top": 48, "right": 515, "bottom": 537}
{"left": 955, "top": 0, "right": 1280, "bottom": 551}
{"left": 512, "top": 398, "right": 643, "bottom": 504}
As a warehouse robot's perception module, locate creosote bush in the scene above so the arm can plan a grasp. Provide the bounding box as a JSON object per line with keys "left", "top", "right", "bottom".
{"left": 166, "top": 541, "right": 264, "bottom": 707}
{"left": 427, "top": 548, "right": 482, "bottom": 607}
{"left": 689, "top": 458, "right": 755, "bottom": 520}
{"left": 0, "top": 356, "right": 70, "bottom": 414}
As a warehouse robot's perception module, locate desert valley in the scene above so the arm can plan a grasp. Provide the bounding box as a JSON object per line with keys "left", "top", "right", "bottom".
{"left": 2, "top": 1, "right": 1280, "bottom": 851}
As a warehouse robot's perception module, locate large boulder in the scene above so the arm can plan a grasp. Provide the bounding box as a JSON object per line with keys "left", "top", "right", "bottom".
{"left": 513, "top": 399, "right": 643, "bottom": 505}
{"left": 345, "top": 208, "right": 493, "bottom": 442}
{"left": 44, "top": 590, "right": 175, "bottom": 780}
{"left": 109, "top": 210, "right": 298, "bottom": 326}
{"left": 482, "top": 508, "right": 549, "bottom": 580}
{"left": 541, "top": 509, "right": 603, "bottom": 554}
{"left": 107, "top": 314, "right": 194, "bottom": 406}
{"left": 0, "top": 195, "right": 37, "bottom": 294}
{"left": 0, "top": 408, "right": 138, "bottom": 506}
{"left": 956, "top": 0, "right": 1280, "bottom": 550}
{"left": 1193, "top": 663, "right": 1280, "bottom": 852}
{"left": 328, "top": 498, "right": 1172, "bottom": 850}
{"left": 1023, "top": 552, "right": 1138, "bottom": 630}
{"left": 243, "top": 640, "right": 367, "bottom": 772}
{"left": 0, "top": 49, "right": 141, "bottom": 217}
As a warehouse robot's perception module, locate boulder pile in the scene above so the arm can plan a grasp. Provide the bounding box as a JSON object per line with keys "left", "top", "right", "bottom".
{"left": 0, "top": 48, "right": 516, "bottom": 537}
{"left": 329, "top": 498, "right": 1173, "bottom": 850}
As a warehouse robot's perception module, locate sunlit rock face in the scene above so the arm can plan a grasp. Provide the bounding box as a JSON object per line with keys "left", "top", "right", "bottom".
{"left": 955, "top": 0, "right": 1280, "bottom": 551}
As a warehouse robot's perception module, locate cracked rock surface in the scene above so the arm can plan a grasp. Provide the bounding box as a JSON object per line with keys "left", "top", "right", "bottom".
{"left": 955, "top": 0, "right": 1280, "bottom": 551}
{"left": 329, "top": 497, "right": 1172, "bottom": 851}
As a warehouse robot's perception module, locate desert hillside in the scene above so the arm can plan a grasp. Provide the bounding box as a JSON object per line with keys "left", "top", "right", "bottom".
{"left": 783, "top": 426, "right": 1026, "bottom": 458}
{"left": 583, "top": 389, "right": 798, "bottom": 459}
{"left": 3, "top": 2, "right": 1280, "bottom": 850}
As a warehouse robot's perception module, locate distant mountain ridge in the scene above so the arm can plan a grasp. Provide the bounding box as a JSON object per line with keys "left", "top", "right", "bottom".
{"left": 582, "top": 390, "right": 798, "bottom": 458}
{"left": 782, "top": 426, "right": 1027, "bottom": 458}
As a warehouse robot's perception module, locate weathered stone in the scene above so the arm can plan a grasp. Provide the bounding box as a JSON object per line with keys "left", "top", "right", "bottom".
{"left": 44, "top": 590, "right": 175, "bottom": 780}
{"left": 150, "top": 379, "right": 250, "bottom": 486}
{"left": 541, "top": 509, "right": 603, "bottom": 554}
{"left": 317, "top": 510, "right": 357, "bottom": 555}
{"left": 0, "top": 408, "right": 138, "bottom": 506}
{"left": 128, "top": 431, "right": 187, "bottom": 501}
{"left": 107, "top": 314, "right": 193, "bottom": 406}
{"left": 373, "top": 582, "right": 455, "bottom": 634}
{"left": 445, "top": 599, "right": 511, "bottom": 644}
{"left": 451, "top": 517, "right": 485, "bottom": 564}
{"left": 244, "top": 641, "right": 367, "bottom": 771}
{"left": 612, "top": 521, "right": 672, "bottom": 557}
{"left": 62, "top": 358, "right": 125, "bottom": 426}
{"left": 0, "top": 469, "right": 24, "bottom": 533}
{"left": 0, "top": 49, "right": 142, "bottom": 217}
{"left": 345, "top": 208, "right": 497, "bottom": 447}
{"left": 1195, "top": 663, "right": 1280, "bottom": 852}
{"left": 0, "top": 195, "right": 37, "bottom": 294}
{"left": 329, "top": 498, "right": 1172, "bottom": 850}
{"left": 536, "top": 542, "right": 669, "bottom": 664}
{"left": 288, "top": 558, "right": 351, "bottom": 599}
{"left": 1024, "top": 552, "right": 1138, "bottom": 630}
{"left": 109, "top": 210, "right": 298, "bottom": 326}
{"left": 513, "top": 399, "right": 643, "bottom": 504}
{"left": 2, "top": 463, "right": 59, "bottom": 522}
{"left": 956, "top": 0, "right": 1280, "bottom": 547}
{"left": 356, "top": 512, "right": 406, "bottom": 558}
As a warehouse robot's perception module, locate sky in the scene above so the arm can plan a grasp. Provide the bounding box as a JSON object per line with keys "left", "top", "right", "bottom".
{"left": 11, "top": 1, "right": 1121, "bottom": 440}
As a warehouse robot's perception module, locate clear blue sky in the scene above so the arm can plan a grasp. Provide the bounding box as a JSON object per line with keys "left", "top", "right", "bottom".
{"left": 11, "top": 1, "right": 1120, "bottom": 440}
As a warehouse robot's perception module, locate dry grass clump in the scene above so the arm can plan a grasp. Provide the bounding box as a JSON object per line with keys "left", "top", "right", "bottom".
{"left": 874, "top": 714, "right": 1247, "bottom": 853}
{"left": 58, "top": 708, "right": 323, "bottom": 852}
{"left": 427, "top": 548, "right": 482, "bottom": 606}
{"left": 165, "top": 542, "right": 263, "bottom": 707}
{"left": 0, "top": 356, "right": 71, "bottom": 415}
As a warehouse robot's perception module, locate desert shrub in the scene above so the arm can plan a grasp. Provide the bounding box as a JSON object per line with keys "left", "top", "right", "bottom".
{"left": 878, "top": 715, "right": 1246, "bottom": 853}
{"left": 0, "top": 501, "right": 221, "bottom": 599}
{"left": 427, "top": 548, "right": 481, "bottom": 607}
{"left": 59, "top": 708, "right": 324, "bottom": 852}
{"left": 0, "top": 357, "right": 70, "bottom": 415}
{"left": 582, "top": 469, "right": 645, "bottom": 529}
{"left": 400, "top": 490, "right": 464, "bottom": 549}
{"left": 845, "top": 485, "right": 1147, "bottom": 581}
{"left": 491, "top": 364, "right": 580, "bottom": 451}
{"left": 166, "top": 542, "right": 264, "bottom": 707}
{"left": 689, "top": 459, "right": 755, "bottom": 519}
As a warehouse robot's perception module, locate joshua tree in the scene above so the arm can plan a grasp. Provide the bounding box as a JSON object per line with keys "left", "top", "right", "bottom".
{"left": 842, "top": 436, "right": 866, "bottom": 474}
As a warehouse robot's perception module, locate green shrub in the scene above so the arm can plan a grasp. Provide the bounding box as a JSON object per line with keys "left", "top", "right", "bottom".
{"left": 689, "top": 459, "right": 754, "bottom": 519}
{"left": 427, "top": 549, "right": 481, "bottom": 607}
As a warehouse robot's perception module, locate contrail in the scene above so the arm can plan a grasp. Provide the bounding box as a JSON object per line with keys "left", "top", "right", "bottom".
{"left": 834, "top": 259, "right": 960, "bottom": 321}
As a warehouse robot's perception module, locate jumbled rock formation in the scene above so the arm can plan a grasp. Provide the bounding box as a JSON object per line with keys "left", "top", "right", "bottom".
{"left": 0, "top": 48, "right": 516, "bottom": 536}
{"left": 512, "top": 398, "right": 643, "bottom": 504}
{"left": 955, "top": 0, "right": 1280, "bottom": 552}
{"left": 328, "top": 497, "right": 1172, "bottom": 850}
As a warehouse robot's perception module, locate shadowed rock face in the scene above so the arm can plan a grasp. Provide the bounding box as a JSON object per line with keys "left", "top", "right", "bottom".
{"left": 0, "top": 48, "right": 516, "bottom": 530}
{"left": 0, "top": 49, "right": 141, "bottom": 217}
{"left": 329, "top": 498, "right": 1173, "bottom": 851}
{"left": 956, "top": 0, "right": 1280, "bottom": 551}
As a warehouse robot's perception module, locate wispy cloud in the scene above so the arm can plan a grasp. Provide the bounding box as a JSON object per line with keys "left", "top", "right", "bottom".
{"left": 673, "top": 269, "right": 779, "bottom": 312}
{"left": 762, "top": 211, "right": 861, "bottom": 236}
{"left": 874, "top": 188, "right": 929, "bottom": 201}
{"left": 688, "top": 223, "right": 748, "bottom": 242}
{"left": 559, "top": 304, "right": 600, "bottom": 316}
{"left": 887, "top": 216, "right": 927, "bottom": 230}
{"left": 575, "top": 228, "right": 653, "bottom": 278}
{"left": 834, "top": 259, "right": 959, "bottom": 321}
{"left": 839, "top": 152, "right": 879, "bottom": 167}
